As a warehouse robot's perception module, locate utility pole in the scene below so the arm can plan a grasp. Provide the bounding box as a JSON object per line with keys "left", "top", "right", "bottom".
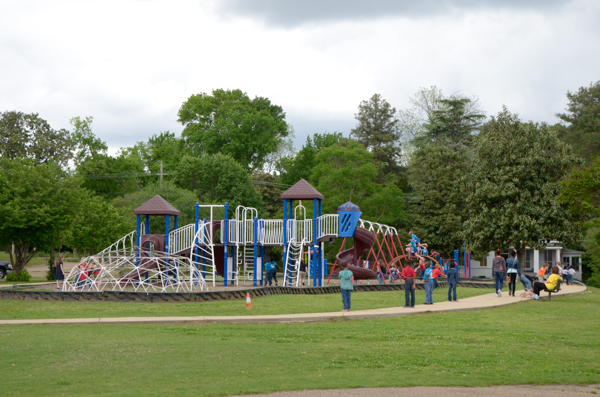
{"left": 160, "top": 161, "right": 163, "bottom": 188}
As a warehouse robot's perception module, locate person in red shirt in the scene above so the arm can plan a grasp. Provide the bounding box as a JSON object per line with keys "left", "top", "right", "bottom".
{"left": 401, "top": 264, "right": 416, "bottom": 308}
{"left": 432, "top": 264, "right": 446, "bottom": 289}
{"left": 417, "top": 260, "right": 426, "bottom": 281}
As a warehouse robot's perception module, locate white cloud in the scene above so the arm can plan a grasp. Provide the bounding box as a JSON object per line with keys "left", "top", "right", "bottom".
{"left": 0, "top": 0, "right": 598, "bottom": 153}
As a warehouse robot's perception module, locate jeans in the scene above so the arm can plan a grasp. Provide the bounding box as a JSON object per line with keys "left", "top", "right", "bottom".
{"left": 266, "top": 270, "right": 278, "bottom": 285}
{"left": 424, "top": 279, "right": 434, "bottom": 304}
{"left": 448, "top": 280, "right": 457, "bottom": 301}
{"left": 377, "top": 273, "right": 384, "bottom": 284}
{"left": 418, "top": 269, "right": 424, "bottom": 281}
{"left": 494, "top": 271, "right": 505, "bottom": 292}
{"left": 405, "top": 279, "right": 415, "bottom": 307}
{"left": 521, "top": 274, "right": 532, "bottom": 291}
{"left": 341, "top": 289, "right": 352, "bottom": 310}
{"left": 508, "top": 272, "right": 517, "bottom": 294}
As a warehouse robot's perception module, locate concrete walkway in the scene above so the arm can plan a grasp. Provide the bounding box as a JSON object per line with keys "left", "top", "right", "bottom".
{"left": 0, "top": 284, "right": 587, "bottom": 326}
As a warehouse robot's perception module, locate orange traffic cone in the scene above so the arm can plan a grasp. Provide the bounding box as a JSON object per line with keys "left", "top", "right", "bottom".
{"left": 246, "top": 293, "right": 252, "bottom": 309}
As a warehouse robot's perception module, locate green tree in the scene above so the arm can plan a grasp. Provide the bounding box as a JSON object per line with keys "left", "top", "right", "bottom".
{"left": 111, "top": 181, "right": 199, "bottom": 234}
{"left": 174, "top": 154, "right": 262, "bottom": 211}
{"left": 463, "top": 108, "right": 581, "bottom": 264}
{"left": 408, "top": 143, "right": 471, "bottom": 256}
{"left": 128, "top": 131, "right": 187, "bottom": 181}
{"left": 350, "top": 94, "right": 401, "bottom": 177}
{"left": 70, "top": 116, "right": 108, "bottom": 166}
{"left": 311, "top": 139, "right": 404, "bottom": 226}
{"left": 252, "top": 171, "right": 285, "bottom": 219}
{"left": 278, "top": 132, "right": 343, "bottom": 186}
{"left": 0, "top": 158, "right": 79, "bottom": 274}
{"left": 556, "top": 81, "right": 600, "bottom": 159}
{"left": 0, "top": 111, "right": 72, "bottom": 166}
{"left": 178, "top": 89, "right": 288, "bottom": 170}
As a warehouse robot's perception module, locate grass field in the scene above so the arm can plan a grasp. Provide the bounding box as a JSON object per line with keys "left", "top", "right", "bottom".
{"left": 0, "top": 287, "right": 494, "bottom": 320}
{"left": 1, "top": 288, "right": 598, "bottom": 397}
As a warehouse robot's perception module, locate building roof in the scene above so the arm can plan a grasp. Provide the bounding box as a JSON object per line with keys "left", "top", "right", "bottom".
{"left": 280, "top": 179, "right": 324, "bottom": 200}
{"left": 133, "top": 195, "right": 181, "bottom": 216}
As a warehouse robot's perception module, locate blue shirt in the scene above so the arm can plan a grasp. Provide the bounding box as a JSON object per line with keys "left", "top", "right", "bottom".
{"left": 265, "top": 262, "right": 276, "bottom": 272}
{"left": 422, "top": 248, "right": 428, "bottom": 256}
{"left": 424, "top": 267, "right": 434, "bottom": 282}
{"left": 443, "top": 265, "right": 449, "bottom": 275}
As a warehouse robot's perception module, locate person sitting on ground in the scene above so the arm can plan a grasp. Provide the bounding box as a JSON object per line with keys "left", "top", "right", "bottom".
{"left": 520, "top": 273, "right": 535, "bottom": 292}
{"left": 532, "top": 267, "right": 563, "bottom": 300}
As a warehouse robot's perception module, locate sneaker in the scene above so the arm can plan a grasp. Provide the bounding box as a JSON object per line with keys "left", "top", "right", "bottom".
{"left": 497, "top": 290, "right": 502, "bottom": 297}
{"left": 402, "top": 305, "right": 409, "bottom": 308}
{"left": 533, "top": 294, "right": 539, "bottom": 300}
{"left": 496, "top": 293, "right": 499, "bottom": 297}
{"left": 275, "top": 282, "right": 278, "bottom": 286}
{"left": 454, "top": 300, "right": 459, "bottom": 302}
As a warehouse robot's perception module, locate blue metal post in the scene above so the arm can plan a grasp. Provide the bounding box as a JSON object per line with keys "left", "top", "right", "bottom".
{"left": 165, "top": 214, "right": 170, "bottom": 285}
{"left": 260, "top": 244, "right": 264, "bottom": 286}
{"left": 224, "top": 202, "right": 229, "bottom": 286}
{"left": 318, "top": 200, "right": 322, "bottom": 286}
{"left": 145, "top": 215, "right": 150, "bottom": 234}
{"left": 312, "top": 199, "right": 318, "bottom": 287}
{"left": 253, "top": 217, "right": 258, "bottom": 287}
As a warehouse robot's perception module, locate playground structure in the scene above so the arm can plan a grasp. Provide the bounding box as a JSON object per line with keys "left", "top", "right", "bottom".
{"left": 63, "top": 179, "right": 472, "bottom": 292}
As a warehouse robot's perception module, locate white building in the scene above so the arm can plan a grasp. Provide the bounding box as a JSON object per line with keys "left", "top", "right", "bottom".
{"left": 469, "top": 242, "right": 583, "bottom": 281}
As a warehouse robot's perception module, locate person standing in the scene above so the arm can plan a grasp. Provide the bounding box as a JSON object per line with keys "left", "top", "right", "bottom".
{"left": 447, "top": 262, "right": 459, "bottom": 302}
{"left": 492, "top": 249, "right": 506, "bottom": 297}
{"left": 339, "top": 262, "right": 354, "bottom": 311}
{"left": 506, "top": 250, "right": 521, "bottom": 297}
{"left": 568, "top": 265, "right": 576, "bottom": 285}
{"left": 376, "top": 260, "right": 386, "bottom": 284}
{"left": 562, "top": 266, "right": 570, "bottom": 286}
{"left": 417, "top": 260, "right": 426, "bottom": 281}
{"left": 423, "top": 262, "right": 435, "bottom": 305}
{"left": 298, "top": 260, "right": 307, "bottom": 286}
{"left": 402, "top": 263, "right": 416, "bottom": 308}
{"left": 55, "top": 255, "right": 65, "bottom": 290}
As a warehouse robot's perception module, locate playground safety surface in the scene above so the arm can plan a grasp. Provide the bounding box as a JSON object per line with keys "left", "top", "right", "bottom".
{"left": 0, "top": 284, "right": 586, "bottom": 326}
{"left": 229, "top": 384, "right": 600, "bottom": 397}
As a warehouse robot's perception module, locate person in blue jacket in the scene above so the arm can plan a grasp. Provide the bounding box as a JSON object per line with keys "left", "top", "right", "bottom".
{"left": 447, "top": 262, "right": 459, "bottom": 302}
{"left": 339, "top": 262, "right": 354, "bottom": 311}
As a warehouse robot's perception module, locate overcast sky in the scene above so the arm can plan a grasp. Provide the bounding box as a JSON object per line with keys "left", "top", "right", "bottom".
{"left": 1, "top": 0, "right": 599, "bottom": 153}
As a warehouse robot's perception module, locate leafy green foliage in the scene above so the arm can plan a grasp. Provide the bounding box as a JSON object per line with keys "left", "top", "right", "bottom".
{"left": 556, "top": 81, "right": 600, "bottom": 159}
{"left": 6, "top": 268, "right": 30, "bottom": 282}
{"left": 311, "top": 139, "right": 404, "bottom": 226}
{"left": 350, "top": 93, "right": 401, "bottom": 177}
{"left": 112, "top": 181, "right": 199, "bottom": 233}
{"left": 252, "top": 171, "right": 285, "bottom": 218}
{"left": 129, "top": 131, "right": 187, "bottom": 181}
{"left": 67, "top": 194, "right": 131, "bottom": 255}
{"left": 178, "top": 89, "right": 288, "bottom": 170}
{"left": 278, "top": 132, "right": 343, "bottom": 185}
{"left": 409, "top": 143, "right": 471, "bottom": 256}
{"left": 0, "top": 111, "right": 72, "bottom": 166}
{"left": 174, "top": 154, "right": 262, "bottom": 211}
{"left": 70, "top": 116, "right": 108, "bottom": 166}
{"left": 463, "top": 108, "right": 581, "bottom": 257}
{"left": 0, "top": 158, "right": 80, "bottom": 274}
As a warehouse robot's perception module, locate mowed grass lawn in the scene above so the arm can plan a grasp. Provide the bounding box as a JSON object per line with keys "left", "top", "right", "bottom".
{"left": 0, "top": 287, "right": 493, "bottom": 320}
{"left": 0, "top": 288, "right": 599, "bottom": 397}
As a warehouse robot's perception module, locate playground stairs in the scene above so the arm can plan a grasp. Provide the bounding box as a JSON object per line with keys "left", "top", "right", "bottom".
{"left": 240, "top": 246, "right": 255, "bottom": 283}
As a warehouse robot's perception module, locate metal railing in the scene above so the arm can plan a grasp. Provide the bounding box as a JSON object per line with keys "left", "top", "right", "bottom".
{"left": 259, "top": 219, "right": 284, "bottom": 245}
{"left": 168, "top": 223, "right": 196, "bottom": 254}
{"left": 288, "top": 219, "right": 313, "bottom": 243}
{"left": 317, "top": 214, "right": 338, "bottom": 239}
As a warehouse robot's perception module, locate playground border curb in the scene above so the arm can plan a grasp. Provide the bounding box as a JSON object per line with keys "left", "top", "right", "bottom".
{"left": 0, "top": 286, "right": 587, "bottom": 326}
{"left": 0, "top": 281, "right": 495, "bottom": 303}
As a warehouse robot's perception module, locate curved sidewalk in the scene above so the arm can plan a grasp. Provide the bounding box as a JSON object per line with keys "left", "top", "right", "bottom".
{"left": 0, "top": 285, "right": 587, "bottom": 326}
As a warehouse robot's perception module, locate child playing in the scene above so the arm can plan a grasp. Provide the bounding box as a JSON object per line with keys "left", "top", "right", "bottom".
{"left": 538, "top": 263, "right": 549, "bottom": 282}
{"left": 447, "top": 262, "right": 459, "bottom": 302}
{"left": 339, "top": 262, "right": 354, "bottom": 311}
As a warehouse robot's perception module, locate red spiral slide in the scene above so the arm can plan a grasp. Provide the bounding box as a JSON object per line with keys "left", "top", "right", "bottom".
{"left": 336, "top": 227, "right": 377, "bottom": 280}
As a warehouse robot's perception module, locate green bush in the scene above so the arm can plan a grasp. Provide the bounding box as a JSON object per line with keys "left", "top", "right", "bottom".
{"left": 6, "top": 269, "right": 31, "bottom": 282}
{"left": 586, "top": 276, "right": 600, "bottom": 288}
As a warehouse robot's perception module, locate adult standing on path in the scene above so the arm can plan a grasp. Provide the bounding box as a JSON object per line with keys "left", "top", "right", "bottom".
{"left": 506, "top": 250, "right": 521, "bottom": 297}
{"left": 423, "top": 262, "right": 435, "bottom": 305}
{"left": 55, "top": 255, "right": 65, "bottom": 290}
{"left": 492, "top": 249, "right": 507, "bottom": 297}
{"left": 447, "top": 262, "right": 459, "bottom": 302}
{"left": 402, "top": 263, "right": 416, "bottom": 308}
{"left": 339, "top": 262, "right": 354, "bottom": 311}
